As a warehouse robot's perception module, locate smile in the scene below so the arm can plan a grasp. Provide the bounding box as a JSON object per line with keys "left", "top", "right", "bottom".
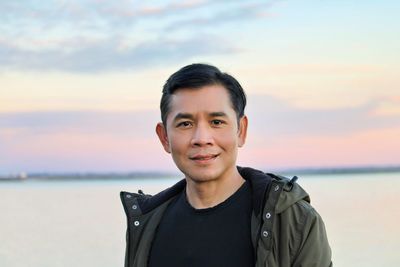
{"left": 189, "top": 154, "right": 219, "bottom": 163}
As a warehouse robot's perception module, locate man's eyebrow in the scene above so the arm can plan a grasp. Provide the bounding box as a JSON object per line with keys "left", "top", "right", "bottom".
{"left": 173, "top": 113, "right": 194, "bottom": 121}
{"left": 173, "top": 112, "right": 227, "bottom": 121}
{"left": 209, "top": 112, "right": 228, "bottom": 117}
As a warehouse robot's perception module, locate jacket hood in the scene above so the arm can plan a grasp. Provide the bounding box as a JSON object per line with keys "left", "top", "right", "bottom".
{"left": 271, "top": 174, "right": 310, "bottom": 214}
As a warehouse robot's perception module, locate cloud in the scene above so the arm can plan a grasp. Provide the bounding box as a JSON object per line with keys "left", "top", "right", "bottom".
{"left": 0, "top": 36, "right": 236, "bottom": 72}
{"left": 0, "top": 0, "right": 276, "bottom": 72}
{"left": 369, "top": 96, "right": 400, "bottom": 117}
{"left": 164, "top": 1, "right": 277, "bottom": 31}
{"left": 0, "top": 0, "right": 212, "bottom": 40}
{"left": 0, "top": 110, "right": 160, "bottom": 138}
{"left": 246, "top": 94, "right": 400, "bottom": 137}
{"left": 101, "top": 0, "right": 210, "bottom": 18}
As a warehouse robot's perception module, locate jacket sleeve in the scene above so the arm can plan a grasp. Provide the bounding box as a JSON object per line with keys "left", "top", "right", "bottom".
{"left": 292, "top": 204, "right": 332, "bottom": 267}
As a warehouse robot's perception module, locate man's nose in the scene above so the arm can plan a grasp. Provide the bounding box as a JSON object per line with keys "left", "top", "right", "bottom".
{"left": 190, "top": 123, "right": 214, "bottom": 146}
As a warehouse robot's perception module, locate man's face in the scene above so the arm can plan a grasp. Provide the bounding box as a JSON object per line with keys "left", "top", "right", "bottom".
{"left": 156, "top": 84, "right": 247, "bottom": 183}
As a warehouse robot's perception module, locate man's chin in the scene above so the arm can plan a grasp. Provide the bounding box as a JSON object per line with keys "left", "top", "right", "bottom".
{"left": 184, "top": 170, "right": 220, "bottom": 183}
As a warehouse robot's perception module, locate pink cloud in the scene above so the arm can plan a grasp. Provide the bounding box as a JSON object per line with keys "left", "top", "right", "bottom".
{"left": 239, "top": 127, "right": 400, "bottom": 169}
{"left": 369, "top": 97, "right": 400, "bottom": 117}
{"left": 1, "top": 130, "right": 173, "bottom": 173}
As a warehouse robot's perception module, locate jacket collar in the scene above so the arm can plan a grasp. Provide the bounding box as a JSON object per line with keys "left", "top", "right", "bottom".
{"left": 133, "top": 166, "right": 273, "bottom": 216}
{"left": 237, "top": 166, "right": 272, "bottom": 217}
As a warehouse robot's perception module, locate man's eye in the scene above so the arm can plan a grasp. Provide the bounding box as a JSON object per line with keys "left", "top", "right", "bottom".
{"left": 177, "top": 121, "right": 192, "bottom": 128}
{"left": 211, "top": 120, "right": 224, "bottom": 126}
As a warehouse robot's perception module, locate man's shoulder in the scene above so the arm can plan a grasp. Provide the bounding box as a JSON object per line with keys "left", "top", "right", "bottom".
{"left": 260, "top": 173, "right": 331, "bottom": 263}
{"left": 237, "top": 166, "right": 310, "bottom": 216}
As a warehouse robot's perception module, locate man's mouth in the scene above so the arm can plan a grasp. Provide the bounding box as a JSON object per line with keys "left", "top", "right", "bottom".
{"left": 189, "top": 154, "right": 219, "bottom": 162}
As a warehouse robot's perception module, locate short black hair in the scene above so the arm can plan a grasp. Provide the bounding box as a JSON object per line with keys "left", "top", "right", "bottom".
{"left": 160, "top": 63, "right": 246, "bottom": 125}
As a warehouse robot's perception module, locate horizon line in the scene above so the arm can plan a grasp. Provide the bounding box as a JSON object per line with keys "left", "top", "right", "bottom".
{"left": 2, "top": 165, "right": 400, "bottom": 180}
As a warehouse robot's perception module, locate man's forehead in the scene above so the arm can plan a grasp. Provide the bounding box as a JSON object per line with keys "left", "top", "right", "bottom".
{"left": 169, "top": 93, "right": 233, "bottom": 113}
{"left": 170, "top": 85, "right": 230, "bottom": 103}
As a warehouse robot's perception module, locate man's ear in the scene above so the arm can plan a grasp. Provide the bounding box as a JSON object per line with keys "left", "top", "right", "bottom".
{"left": 156, "top": 122, "right": 171, "bottom": 153}
{"left": 238, "top": 115, "right": 248, "bottom": 147}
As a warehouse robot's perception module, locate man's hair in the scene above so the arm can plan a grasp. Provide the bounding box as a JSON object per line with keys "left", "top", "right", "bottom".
{"left": 160, "top": 63, "right": 247, "bottom": 126}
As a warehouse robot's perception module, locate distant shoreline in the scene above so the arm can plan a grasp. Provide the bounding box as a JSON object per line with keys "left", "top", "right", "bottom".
{"left": 1, "top": 166, "right": 400, "bottom": 181}
{"left": 279, "top": 166, "right": 400, "bottom": 176}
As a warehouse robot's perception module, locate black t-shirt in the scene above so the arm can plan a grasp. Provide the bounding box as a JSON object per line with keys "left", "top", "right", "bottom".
{"left": 148, "top": 181, "right": 254, "bottom": 267}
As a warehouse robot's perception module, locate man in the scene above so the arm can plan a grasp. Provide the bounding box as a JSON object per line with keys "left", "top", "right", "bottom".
{"left": 121, "top": 64, "right": 332, "bottom": 267}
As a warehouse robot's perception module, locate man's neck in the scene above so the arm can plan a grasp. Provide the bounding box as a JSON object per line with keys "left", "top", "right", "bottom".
{"left": 185, "top": 168, "right": 245, "bottom": 209}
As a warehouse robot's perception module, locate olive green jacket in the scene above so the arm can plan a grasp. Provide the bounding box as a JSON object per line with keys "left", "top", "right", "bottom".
{"left": 120, "top": 167, "right": 332, "bottom": 267}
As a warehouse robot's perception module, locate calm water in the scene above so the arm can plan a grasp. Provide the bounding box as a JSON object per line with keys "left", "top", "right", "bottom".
{"left": 1, "top": 172, "right": 399, "bottom": 267}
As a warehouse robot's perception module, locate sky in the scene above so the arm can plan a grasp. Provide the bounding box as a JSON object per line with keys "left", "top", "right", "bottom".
{"left": 1, "top": 0, "right": 399, "bottom": 174}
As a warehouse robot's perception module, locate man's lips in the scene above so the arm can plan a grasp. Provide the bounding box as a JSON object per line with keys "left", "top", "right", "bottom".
{"left": 189, "top": 154, "right": 219, "bottom": 161}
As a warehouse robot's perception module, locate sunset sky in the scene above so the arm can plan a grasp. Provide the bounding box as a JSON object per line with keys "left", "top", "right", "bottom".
{"left": 1, "top": 0, "right": 399, "bottom": 174}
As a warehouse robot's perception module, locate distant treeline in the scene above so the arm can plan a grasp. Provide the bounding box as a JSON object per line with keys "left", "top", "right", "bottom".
{"left": 1, "top": 166, "right": 400, "bottom": 181}
{"left": 279, "top": 166, "right": 400, "bottom": 176}
{"left": 0, "top": 171, "right": 178, "bottom": 181}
